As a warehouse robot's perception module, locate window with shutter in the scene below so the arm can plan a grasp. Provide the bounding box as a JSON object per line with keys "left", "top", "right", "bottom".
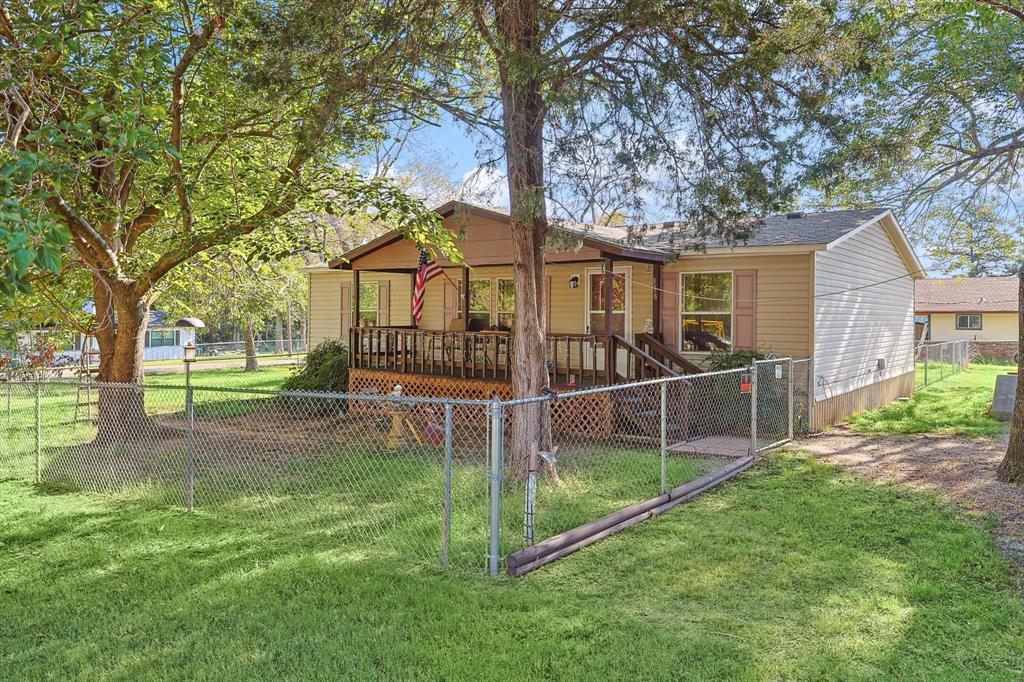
{"left": 680, "top": 272, "right": 734, "bottom": 352}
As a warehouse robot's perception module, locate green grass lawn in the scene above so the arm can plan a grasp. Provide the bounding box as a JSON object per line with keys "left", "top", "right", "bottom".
{"left": 849, "top": 364, "right": 1014, "bottom": 437}
{"left": 0, "top": 453, "right": 1021, "bottom": 679}
{"left": 145, "top": 364, "right": 296, "bottom": 390}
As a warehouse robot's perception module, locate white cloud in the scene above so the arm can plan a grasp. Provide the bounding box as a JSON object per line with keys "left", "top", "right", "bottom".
{"left": 456, "top": 165, "right": 510, "bottom": 209}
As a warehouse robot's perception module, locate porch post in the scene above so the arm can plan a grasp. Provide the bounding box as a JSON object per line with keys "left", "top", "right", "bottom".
{"left": 652, "top": 262, "right": 662, "bottom": 337}
{"left": 353, "top": 268, "right": 361, "bottom": 327}
{"left": 462, "top": 265, "right": 471, "bottom": 324}
{"left": 410, "top": 270, "right": 419, "bottom": 328}
{"left": 604, "top": 254, "right": 614, "bottom": 382}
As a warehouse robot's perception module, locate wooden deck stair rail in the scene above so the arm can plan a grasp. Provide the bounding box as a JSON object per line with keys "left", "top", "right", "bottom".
{"left": 609, "top": 335, "right": 677, "bottom": 381}
{"left": 634, "top": 333, "right": 704, "bottom": 375}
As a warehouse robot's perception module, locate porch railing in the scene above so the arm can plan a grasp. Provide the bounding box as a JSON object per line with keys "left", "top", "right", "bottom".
{"left": 348, "top": 325, "right": 708, "bottom": 385}
{"left": 350, "top": 327, "right": 513, "bottom": 380}
{"left": 350, "top": 327, "right": 672, "bottom": 386}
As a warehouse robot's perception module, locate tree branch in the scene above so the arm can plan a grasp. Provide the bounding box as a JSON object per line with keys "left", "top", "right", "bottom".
{"left": 170, "top": 13, "right": 226, "bottom": 237}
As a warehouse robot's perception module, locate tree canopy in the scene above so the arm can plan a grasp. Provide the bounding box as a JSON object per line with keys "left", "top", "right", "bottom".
{"left": 811, "top": 0, "right": 1024, "bottom": 223}
{"left": 1, "top": 0, "right": 460, "bottom": 385}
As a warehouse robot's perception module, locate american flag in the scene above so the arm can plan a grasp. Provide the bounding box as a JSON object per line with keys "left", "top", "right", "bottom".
{"left": 412, "top": 249, "right": 442, "bottom": 324}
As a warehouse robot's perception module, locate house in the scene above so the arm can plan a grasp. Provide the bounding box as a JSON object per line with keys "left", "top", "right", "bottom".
{"left": 305, "top": 201, "right": 923, "bottom": 428}
{"left": 68, "top": 311, "right": 198, "bottom": 363}
{"left": 915, "top": 276, "right": 1018, "bottom": 360}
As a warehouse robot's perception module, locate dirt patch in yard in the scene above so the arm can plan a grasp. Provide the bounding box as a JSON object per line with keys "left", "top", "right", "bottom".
{"left": 794, "top": 429, "right": 1024, "bottom": 575}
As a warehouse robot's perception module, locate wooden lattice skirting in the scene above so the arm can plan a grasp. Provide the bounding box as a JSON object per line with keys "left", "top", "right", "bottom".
{"left": 348, "top": 369, "right": 614, "bottom": 436}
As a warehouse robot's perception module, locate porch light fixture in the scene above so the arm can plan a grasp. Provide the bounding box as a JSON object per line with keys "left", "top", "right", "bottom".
{"left": 568, "top": 274, "right": 580, "bottom": 289}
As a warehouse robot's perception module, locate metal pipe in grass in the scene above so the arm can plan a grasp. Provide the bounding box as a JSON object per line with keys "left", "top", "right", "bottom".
{"left": 505, "top": 455, "right": 754, "bottom": 577}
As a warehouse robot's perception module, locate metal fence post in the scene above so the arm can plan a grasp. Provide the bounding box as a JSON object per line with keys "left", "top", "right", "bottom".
{"left": 34, "top": 382, "right": 41, "bottom": 483}
{"left": 660, "top": 381, "right": 668, "bottom": 494}
{"left": 441, "top": 401, "right": 453, "bottom": 566}
{"left": 787, "top": 358, "right": 794, "bottom": 441}
{"left": 185, "top": 383, "right": 196, "bottom": 511}
{"left": 807, "top": 356, "right": 815, "bottom": 430}
{"left": 749, "top": 363, "right": 758, "bottom": 456}
{"left": 487, "top": 396, "right": 503, "bottom": 577}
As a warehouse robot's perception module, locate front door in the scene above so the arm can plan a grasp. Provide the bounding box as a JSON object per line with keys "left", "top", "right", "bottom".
{"left": 584, "top": 266, "right": 631, "bottom": 376}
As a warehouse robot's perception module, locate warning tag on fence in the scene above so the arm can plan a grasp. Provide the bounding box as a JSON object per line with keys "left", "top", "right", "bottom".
{"left": 740, "top": 373, "right": 752, "bottom": 393}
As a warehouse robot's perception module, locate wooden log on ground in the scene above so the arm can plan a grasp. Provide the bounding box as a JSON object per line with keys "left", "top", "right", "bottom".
{"left": 505, "top": 455, "right": 754, "bottom": 577}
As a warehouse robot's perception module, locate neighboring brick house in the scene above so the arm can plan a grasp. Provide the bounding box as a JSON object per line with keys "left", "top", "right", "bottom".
{"left": 915, "top": 276, "right": 1019, "bottom": 360}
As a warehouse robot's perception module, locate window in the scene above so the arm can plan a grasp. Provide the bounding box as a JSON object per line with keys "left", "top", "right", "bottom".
{"left": 458, "top": 280, "right": 492, "bottom": 328}
{"left": 497, "top": 279, "right": 515, "bottom": 330}
{"left": 146, "top": 329, "right": 177, "bottom": 348}
{"left": 955, "top": 314, "right": 982, "bottom": 331}
{"left": 588, "top": 270, "right": 627, "bottom": 335}
{"left": 680, "top": 272, "right": 732, "bottom": 352}
{"left": 358, "top": 282, "right": 380, "bottom": 326}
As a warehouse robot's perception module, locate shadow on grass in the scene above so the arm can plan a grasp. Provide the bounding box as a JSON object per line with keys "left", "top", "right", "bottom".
{"left": 0, "top": 453, "right": 1021, "bottom": 679}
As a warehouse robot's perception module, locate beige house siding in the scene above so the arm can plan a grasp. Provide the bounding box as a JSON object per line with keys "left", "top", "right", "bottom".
{"left": 663, "top": 253, "right": 812, "bottom": 360}
{"left": 306, "top": 270, "right": 412, "bottom": 347}
{"left": 395, "top": 262, "right": 657, "bottom": 336}
{"left": 925, "top": 311, "right": 1017, "bottom": 342}
{"left": 308, "top": 270, "right": 344, "bottom": 347}
{"left": 813, "top": 216, "right": 916, "bottom": 402}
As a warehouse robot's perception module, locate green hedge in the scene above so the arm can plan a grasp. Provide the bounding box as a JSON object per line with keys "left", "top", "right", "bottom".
{"left": 281, "top": 340, "right": 349, "bottom": 393}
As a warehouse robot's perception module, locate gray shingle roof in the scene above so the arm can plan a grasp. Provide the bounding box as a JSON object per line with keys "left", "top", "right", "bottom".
{"left": 554, "top": 208, "right": 890, "bottom": 253}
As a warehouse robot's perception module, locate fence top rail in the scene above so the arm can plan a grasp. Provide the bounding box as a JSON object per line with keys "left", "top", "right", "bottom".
{"left": 501, "top": 361, "right": 801, "bottom": 406}
{"left": 13, "top": 379, "right": 499, "bottom": 406}
{"left": 916, "top": 340, "right": 967, "bottom": 348}
{"left": 15, "top": 355, "right": 812, "bottom": 407}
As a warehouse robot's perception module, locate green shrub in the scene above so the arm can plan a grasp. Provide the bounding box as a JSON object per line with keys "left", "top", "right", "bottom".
{"left": 706, "top": 349, "right": 767, "bottom": 371}
{"left": 282, "top": 340, "right": 349, "bottom": 393}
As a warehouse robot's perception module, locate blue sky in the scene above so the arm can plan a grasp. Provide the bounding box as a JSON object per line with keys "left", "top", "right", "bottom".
{"left": 393, "top": 116, "right": 1006, "bottom": 277}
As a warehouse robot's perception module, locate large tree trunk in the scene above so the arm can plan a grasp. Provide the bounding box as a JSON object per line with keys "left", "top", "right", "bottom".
{"left": 997, "top": 271, "right": 1024, "bottom": 483}
{"left": 244, "top": 322, "right": 260, "bottom": 372}
{"left": 274, "top": 315, "right": 285, "bottom": 353}
{"left": 497, "top": 0, "right": 551, "bottom": 477}
{"left": 92, "top": 277, "right": 152, "bottom": 443}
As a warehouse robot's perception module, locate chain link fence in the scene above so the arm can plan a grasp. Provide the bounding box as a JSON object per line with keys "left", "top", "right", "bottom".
{"left": 2, "top": 352, "right": 307, "bottom": 382}
{"left": 915, "top": 340, "right": 969, "bottom": 390}
{"left": 2, "top": 358, "right": 806, "bottom": 575}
